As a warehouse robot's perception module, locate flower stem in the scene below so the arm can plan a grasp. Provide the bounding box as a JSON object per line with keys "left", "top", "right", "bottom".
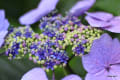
{"left": 52, "top": 70, "right": 55, "bottom": 80}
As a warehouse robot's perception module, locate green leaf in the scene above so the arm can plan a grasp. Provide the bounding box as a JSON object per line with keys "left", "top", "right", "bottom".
{"left": 66, "top": 45, "right": 74, "bottom": 57}
{"left": 69, "top": 56, "right": 87, "bottom": 78}
{"left": 57, "top": 0, "right": 79, "bottom": 15}
{"left": 91, "top": 0, "right": 120, "bottom": 16}
{"left": 0, "top": 56, "right": 39, "bottom": 80}
{"left": 31, "top": 22, "right": 42, "bottom": 34}
{"left": 47, "top": 66, "right": 68, "bottom": 80}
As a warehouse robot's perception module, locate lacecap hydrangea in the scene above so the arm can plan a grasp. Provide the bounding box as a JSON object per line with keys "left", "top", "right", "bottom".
{"left": 4, "top": 13, "right": 103, "bottom": 71}
{"left": 39, "top": 13, "right": 103, "bottom": 55}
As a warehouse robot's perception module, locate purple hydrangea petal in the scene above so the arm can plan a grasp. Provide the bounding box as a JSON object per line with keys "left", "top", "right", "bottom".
{"left": 83, "top": 33, "right": 120, "bottom": 80}
{"left": 62, "top": 75, "right": 82, "bottom": 80}
{"left": 82, "top": 34, "right": 113, "bottom": 73}
{"left": 38, "top": 0, "right": 59, "bottom": 10}
{"left": 0, "top": 10, "right": 5, "bottom": 24}
{"left": 21, "top": 68, "right": 48, "bottom": 80}
{"left": 0, "top": 39, "right": 4, "bottom": 47}
{"left": 109, "top": 38, "right": 120, "bottom": 65}
{"left": 86, "top": 12, "right": 113, "bottom": 21}
{"left": 1, "top": 19, "right": 9, "bottom": 31}
{"left": 82, "top": 54, "right": 105, "bottom": 74}
{"left": 90, "top": 33, "right": 113, "bottom": 54}
{"left": 85, "top": 12, "right": 120, "bottom": 33}
{"left": 85, "top": 16, "right": 110, "bottom": 27}
{"left": 85, "top": 70, "right": 113, "bottom": 80}
{"left": 0, "top": 10, "right": 5, "bottom": 30}
{"left": 0, "top": 10, "right": 9, "bottom": 31}
{"left": 85, "top": 66, "right": 120, "bottom": 80}
{"left": 0, "top": 10, "right": 9, "bottom": 48}
{"left": 104, "top": 16, "right": 120, "bottom": 33}
{"left": 110, "top": 65, "right": 120, "bottom": 77}
{"left": 69, "top": 0, "right": 96, "bottom": 16}
{"left": 0, "top": 31, "right": 8, "bottom": 39}
{"left": 19, "top": 0, "right": 59, "bottom": 25}
{"left": 19, "top": 9, "right": 43, "bottom": 25}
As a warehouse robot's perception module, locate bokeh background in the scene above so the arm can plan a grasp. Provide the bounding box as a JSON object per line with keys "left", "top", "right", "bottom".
{"left": 0, "top": 0, "right": 120, "bottom": 80}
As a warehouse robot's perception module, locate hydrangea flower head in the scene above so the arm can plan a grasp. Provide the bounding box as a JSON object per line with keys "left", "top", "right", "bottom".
{"left": 5, "top": 11, "right": 103, "bottom": 70}
{"left": 21, "top": 67, "right": 82, "bottom": 80}
{"left": 82, "top": 33, "right": 120, "bottom": 80}
{"left": 0, "top": 10, "right": 9, "bottom": 48}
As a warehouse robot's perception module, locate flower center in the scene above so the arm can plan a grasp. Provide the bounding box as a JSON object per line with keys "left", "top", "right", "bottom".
{"left": 105, "top": 66, "right": 111, "bottom": 72}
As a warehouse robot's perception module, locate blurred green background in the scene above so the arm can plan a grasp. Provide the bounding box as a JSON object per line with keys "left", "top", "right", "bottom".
{"left": 0, "top": 0, "right": 120, "bottom": 80}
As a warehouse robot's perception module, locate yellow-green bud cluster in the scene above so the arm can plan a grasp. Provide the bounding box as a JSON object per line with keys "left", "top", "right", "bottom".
{"left": 4, "top": 27, "right": 36, "bottom": 59}
{"left": 39, "top": 14, "right": 103, "bottom": 55}
{"left": 4, "top": 27, "right": 69, "bottom": 70}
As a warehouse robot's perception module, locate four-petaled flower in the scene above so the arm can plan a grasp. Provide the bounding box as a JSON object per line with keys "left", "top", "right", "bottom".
{"left": 82, "top": 33, "right": 120, "bottom": 80}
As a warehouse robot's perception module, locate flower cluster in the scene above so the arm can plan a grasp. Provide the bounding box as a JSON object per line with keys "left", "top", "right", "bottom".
{"left": 39, "top": 14, "right": 103, "bottom": 55}
{"left": 28, "top": 39, "right": 69, "bottom": 70}
{"left": 5, "top": 27, "right": 34, "bottom": 59}
{"left": 5, "top": 27, "right": 68, "bottom": 70}
{"left": 4, "top": 14, "right": 103, "bottom": 70}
